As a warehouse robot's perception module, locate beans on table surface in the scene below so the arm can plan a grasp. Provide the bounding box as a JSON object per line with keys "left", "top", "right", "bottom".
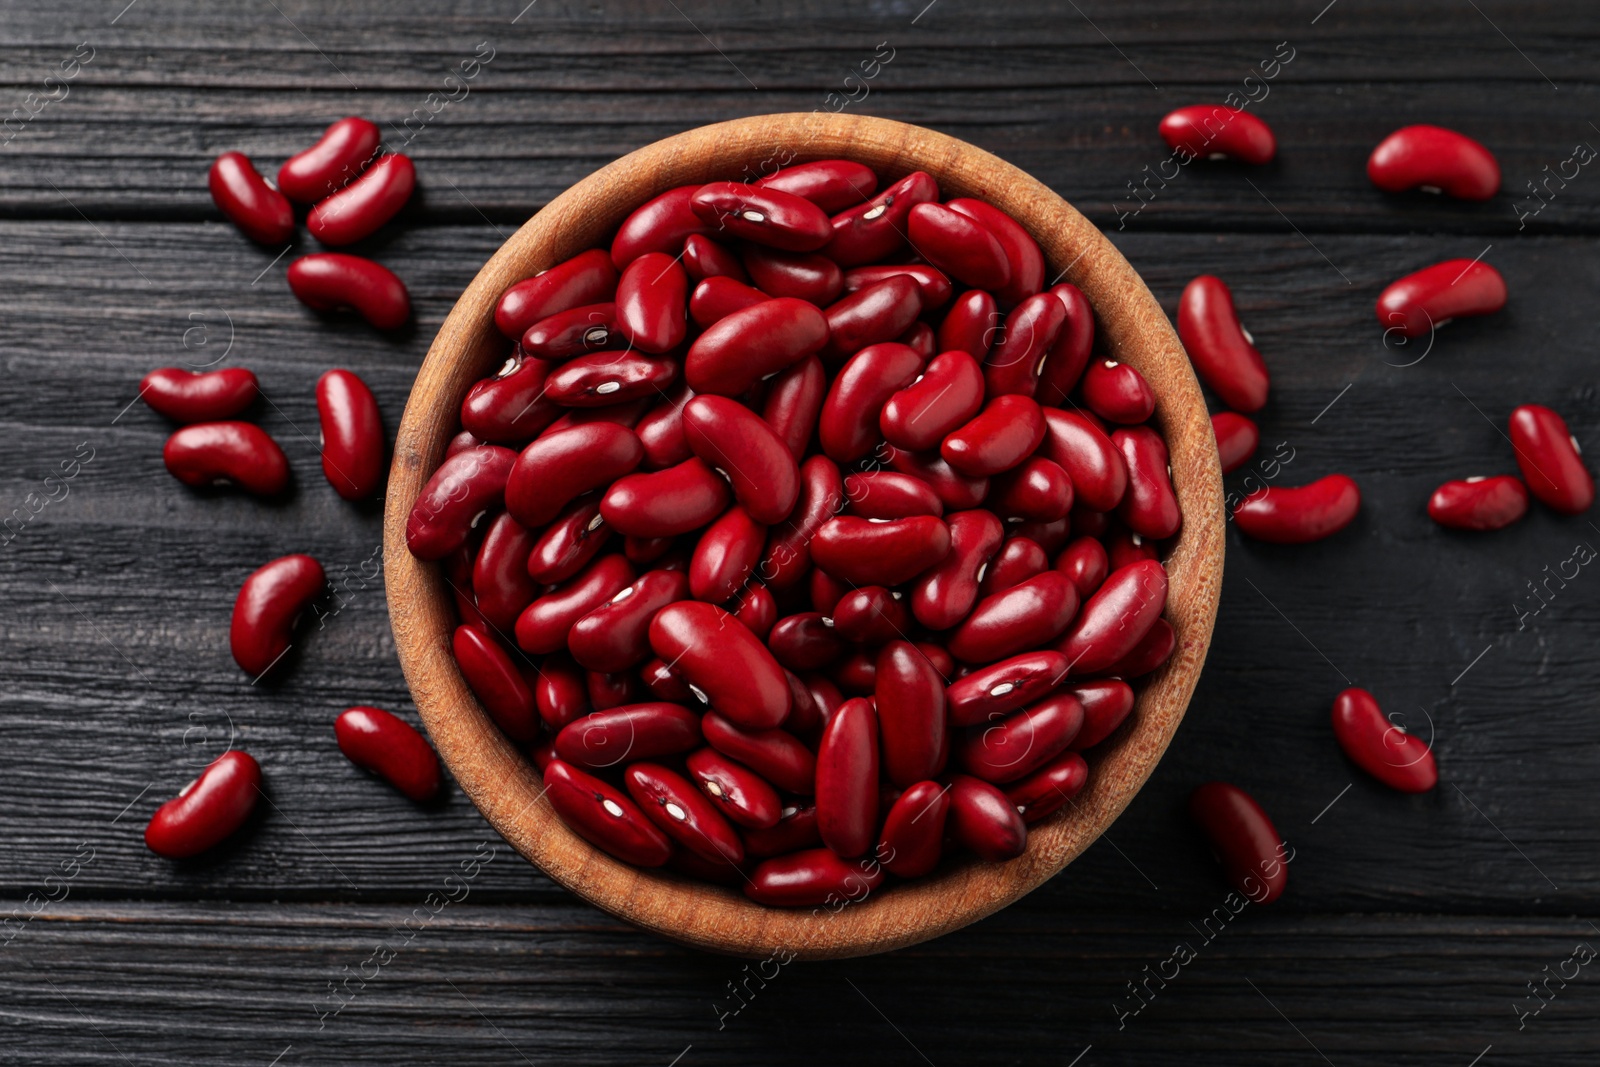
{"left": 1158, "top": 105, "right": 1277, "bottom": 165}
{"left": 277, "top": 116, "right": 382, "bottom": 203}
{"left": 1366, "top": 124, "right": 1500, "bottom": 201}
{"left": 287, "top": 253, "right": 411, "bottom": 331}
{"left": 144, "top": 751, "right": 262, "bottom": 859}
{"left": 335, "top": 706, "right": 442, "bottom": 801}
{"left": 141, "top": 367, "right": 259, "bottom": 424}
{"left": 208, "top": 151, "right": 294, "bottom": 245}
{"left": 1189, "top": 781, "right": 1289, "bottom": 904}
{"left": 164, "top": 421, "right": 290, "bottom": 497}
{"left": 230, "top": 553, "right": 326, "bottom": 678}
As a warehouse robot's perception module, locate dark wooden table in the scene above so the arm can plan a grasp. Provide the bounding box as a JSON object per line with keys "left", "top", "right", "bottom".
{"left": 4, "top": 1, "right": 1598, "bottom": 1062}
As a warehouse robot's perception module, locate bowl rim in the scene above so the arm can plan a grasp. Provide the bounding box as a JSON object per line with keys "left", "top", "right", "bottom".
{"left": 383, "top": 111, "right": 1224, "bottom": 960}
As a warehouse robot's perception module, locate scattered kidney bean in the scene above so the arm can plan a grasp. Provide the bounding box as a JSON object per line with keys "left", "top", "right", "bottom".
{"left": 1233, "top": 474, "right": 1361, "bottom": 543}
{"left": 315, "top": 369, "right": 384, "bottom": 501}
{"left": 1375, "top": 258, "right": 1506, "bottom": 338}
{"left": 307, "top": 152, "right": 414, "bottom": 245}
{"left": 544, "top": 759, "right": 672, "bottom": 866}
{"left": 1158, "top": 105, "right": 1277, "bottom": 164}
{"left": 141, "top": 367, "right": 258, "bottom": 423}
{"left": 1177, "top": 275, "right": 1269, "bottom": 412}
{"left": 164, "top": 422, "right": 289, "bottom": 496}
{"left": 745, "top": 847, "right": 884, "bottom": 906}
{"left": 278, "top": 116, "right": 381, "bottom": 203}
{"left": 287, "top": 253, "right": 411, "bottom": 330}
{"left": 1427, "top": 475, "right": 1529, "bottom": 530}
{"left": 335, "top": 707, "right": 441, "bottom": 801}
{"left": 1509, "top": 404, "right": 1594, "bottom": 514}
{"left": 947, "top": 774, "right": 1027, "bottom": 861}
{"left": 144, "top": 751, "right": 261, "bottom": 858}
{"left": 1211, "top": 411, "right": 1259, "bottom": 475}
{"left": 1331, "top": 688, "right": 1438, "bottom": 793}
{"left": 231, "top": 554, "right": 325, "bottom": 677}
{"left": 1189, "top": 782, "right": 1289, "bottom": 904}
{"left": 209, "top": 151, "right": 294, "bottom": 245}
{"left": 1366, "top": 125, "right": 1500, "bottom": 200}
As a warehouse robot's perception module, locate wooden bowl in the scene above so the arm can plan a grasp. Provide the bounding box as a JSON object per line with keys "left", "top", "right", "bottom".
{"left": 383, "top": 112, "right": 1224, "bottom": 959}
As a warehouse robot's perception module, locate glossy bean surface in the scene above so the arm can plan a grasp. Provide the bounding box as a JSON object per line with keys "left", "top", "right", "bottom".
{"left": 569, "top": 568, "right": 690, "bottom": 672}
{"left": 460, "top": 355, "right": 557, "bottom": 443}
{"left": 230, "top": 554, "right": 324, "bottom": 677}
{"left": 288, "top": 253, "right": 411, "bottom": 330}
{"left": 815, "top": 697, "right": 880, "bottom": 857}
{"left": 140, "top": 367, "right": 258, "bottom": 424}
{"left": 761, "top": 455, "right": 844, "bottom": 590}
{"left": 1081, "top": 360, "right": 1155, "bottom": 425}
{"left": 941, "top": 394, "right": 1044, "bottom": 478}
{"left": 1233, "top": 474, "right": 1361, "bottom": 543}
{"left": 315, "top": 369, "right": 384, "bottom": 501}
{"left": 649, "top": 600, "right": 790, "bottom": 729}
{"left": 811, "top": 515, "right": 951, "bottom": 587}
{"left": 208, "top": 152, "right": 293, "bottom": 244}
{"left": 743, "top": 247, "right": 842, "bottom": 304}
{"left": 875, "top": 641, "right": 947, "bottom": 787}
{"left": 947, "top": 774, "right": 1027, "bottom": 861}
{"left": 824, "top": 170, "right": 938, "bottom": 266}
{"left": 1375, "top": 259, "right": 1507, "bottom": 339}
{"left": 406, "top": 445, "right": 516, "bottom": 560}
{"left": 335, "top": 707, "right": 441, "bottom": 801}
{"left": 682, "top": 233, "right": 748, "bottom": 284}
{"left": 1056, "top": 559, "right": 1166, "bottom": 675}
{"left": 682, "top": 394, "right": 800, "bottom": 523}
{"left": 977, "top": 537, "right": 1049, "bottom": 598}
{"left": 625, "top": 762, "right": 745, "bottom": 865}
{"left": 686, "top": 747, "right": 783, "bottom": 829}
{"left": 1331, "top": 688, "right": 1439, "bottom": 793}
{"left": 844, "top": 471, "right": 944, "bottom": 519}
{"left": 522, "top": 303, "right": 619, "bottom": 359}
{"left": 907, "top": 202, "right": 1010, "bottom": 290}
{"left": 702, "top": 712, "right": 816, "bottom": 795}
{"left": 470, "top": 512, "right": 540, "bottom": 632}
{"left": 1509, "top": 404, "right": 1594, "bottom": 514}
{"left": 506, "top": 423, "right": 643, "bottom": 527}
{"left": 1177, "top": 275, "right": 1269, "bottom": 412}
{"left": 1427, "top": 475, "right": 1530, "bottom": 530}
{"left": 164, "top": 422, "right": 289, "bottom": 496}
{"left": 1212, "top": 411, "right": 1260, "bottom": 475}
{"left": 1039, "top": 408, "right": 1127, "bottom": 511}
{"left": 982, "top": 292, "right": 1065, "bottom": 398}
{"left": 555, "top": 702, "right": 701, "bottom": 768}
{"left": 1158, "top": 105, "right": 1277, "bottom": 164}
{"left": 937, "top": 289, "right": 999, "bottom": 361}
{"left": 1005, "top": 750, "right": 1088, "bottom": 824}
{"left": 601, "top": 457, "right": 731, "bottom": 538}
{"left": 831, "top": 586, "right": 909, "bottom": 646}
{"left": 1068, "top": 679, "right": 1136, "bottom": 750}
{"left": 610, "top": 185, "right": 710, "bottom": 267}
{"left": 144, "top": 751, "right": 261, "bottom": 858}
{"left": 496, "top": 249, "right": 619, "bottom": 339}
{"left": 543, "top": 759, "right": 672, "bottom": 866}
{"left": 1189, "top": 781, "right": 1289, "bottom": 903}
{"left": 821, "top": 276, "right": 923, "bottom": 364}
{"left": 686, "top": 298, "right": 829, "bottom": 396}
{"left": 819, "top": 342, "right": 924, "bottom": 463}
{"left": 614, "top": 251, "right": 689, "bottom": 354}
{"left": 949, "top": 571, "right": 1078, "bottom": 664}
{"left": 278, "top": 116, "right": 380, "bottom": 202}
{"left": 877, "top": 781, "right": 949, "bottom": 878}
{"left": 879, "top": 350, "right": 985, "bottom": 452}
{"left": 989, "top": 458, "right": 1073, "bottom": 523}
{"left": 745, "top": 848, "right": 884, "bottom": 906}
{"left": 1037, "top": 283, "right": 1096, "bottom": 405}
{"left": 1367, "top": 125, "right": 1500, "bottom": 200}
{"left": 514, "top": 553, "right": 635, "bottom": 654}
{"left": 757, "top": 159, "right": 877, "bottom": 212}
{"left": 946, "top": 198, "right": 1044, "bottom": 308}
{"left": 956, "top": 692, "right": 1082, "bottom": 783}
{"left": 687, "top": 506, "right": 765, "bottom": 603}
{"left": 453, "top": 625, "right": 540, "bottom": 741}
{"left": 307, "top": 153, "right": 414, "bottom": 245}
{"left": 1114, "top": 426, "right": 1182, "bottom": 540}
{"left": 886, "top": 446, "right": 988, "bottom": 510}
{"left": 690, "top": 182, "right": 833, "bottom": 252}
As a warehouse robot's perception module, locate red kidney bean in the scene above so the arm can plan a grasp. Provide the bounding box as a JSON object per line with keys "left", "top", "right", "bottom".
{"left": 956, "top": 692, "right": 1082, "bottom": 783}
{"left": 555, "top": 702, "right": 700, "bottom": 768}
{"left": 811, "top": 514, "right": 951, "bottom": 587}
{"left": 745, "top": 847, "right": 885, "bottom": 906}
{"left": 873, "top": 780, "right": 947, "bottom": 878}
{"left": 650, "top": 600, "right": 790, "bottom": 728}
{"left": 1055, "top": 536, "right": 1110, "bottom": 600}
{"left": 1106, "top": 528, "right": 1160, "bottom": 572}
{"left": 208, "top": 151, "right": 293, "bottom": 245}
{"left": 941, "top": 394, "right": 1044, "bottom": 478}
{"left": 688, "top": 505, "right": 766, "bottom": 602}
{"left": 443, "top": 545, "right": 489, "bottom": 633}
{"left": 731, "top": 583, "right": 777, "bottom": 639}
{"left": 938, "top": 289, "right": 999, "bottom": 361}
{"left": 947, "top": 773, "right": 1027, "bottom": 861}
{"left": 844, "top": 471, "right": 944, "bottom": 519}
{"left": 886, "top": 446, "right": 989, "bottom": 510}
{"left": 569, "top": 568, "right": 690, "bottom": 672}
{"left": 1331, "top": 688, "right": 1438, "bottom": 793}
{"left": 460, "top": 355, "right": 557, "bottom": 444}
{"left": 1114, "top": 426, "right": 1182, "bottom": 540}
{"left": 832, "top": 586, "right": 910, "bottom": 645}
{"left": 1375, "top": 259, "right": 1507, "bottom": 339}
{"left": 1100, "top": 616, "right": 1175, "bottom": 678}
{"left": 140, "top": 367, "right": 258, "bottom": 423}
{"left": 164, "top": 422, "right": 289, "bottom": 496}
{"left": 982, "top": 292, "right": 1067, "bottom": 398}
{"left": 446, "top": 431, "right": 481, "bottom": 458}
{"left": 469, "top": 512, "right": 539, "bottom": 632}
{"left": 1081, "top": 359, "right": 1155, "bottom": 425}
{"left": 230, "top": 554, "right": 324, "bottom": 677}
{"left": 681, "top": 394, "right": 800, "bottom": 523}
{"left": 1037, "top": 283, "right": 1096, "bottom": 405}
{"left": 1189, "top": 781, "right": 1288, "bottom": 904}
{"left": 819, "top": 342, "right": 924, "bottom": 462}
{"left": 948, "top": 571, "right": 1078, "bottom": 665}
{"left": 624, "top": 534, "right": 675, "bottom": 567}
{"left": 843, "top": 264, "right": 953, "bottom": 310}
{"left": 526, "top": 498, "right": 608, "bottom": 583}
{"left": 815, "top": 696, "right": 880, "bottom": 857}
{"left": 768, "top": 613, "right": 847, "bottom": 672}
{"left": 278, "top": 116, "right": 380, "bottom": 202}
{"left": 910, "top": 508, "right": 1003, "bottom": 630}
{"left": 522, "top": 303, "right": 620, "bottom": 360}
{"left": 1428, "top": 475, "right": 1529, "bottom": 530}
{"left": 758, "top": 159, "right": 876, "bottom": 212}
{"left": 977, "top": 537, "right": 1049, "bottom": 598}
{"left": 505, "top": 423, "right": 642, "bottom": 527}
{"left": 690, "top": 182, "right": 832, "bottom": 252}
{"left": 611, "top": 185, "right": 711, "bottom": 268}
{"left": 782, "top": 669, "right": 823, "bottom": 735}
{"left": 702, "top": 712, "right": 816, "bottom": 795}
{"left": 314, "top": 369, "right": 384, "bottom": 501}
{"left": 544, "top": 758, "right": 672, "bottom": 866}
{"left": 945, "top": 650, "right": 1069, "bottom": 728}
{"left": 1039, "top": 407, "right": 1128, "bottom": 512}
{"left": 743, "top": 804, "right": 822, "bottom": 857}
{"left": 1013, "top": 517, "right": 1072, "bottom": 557}
{"left": 989, "top": 458, "right": 1073, "bottom": 523}
{"left": 144, "top": 750, "right": 261, "bottom": 858}
{"left": 1234, "top": 474, "right": 1361, "bottom": 543}
{"left": 686, "top": 297, "right": 829, "bottom": 396}
{"left": 287, "top": 253, "right": 411, "bottom": 330}
{"left": 625, "top": 762, "right": 745, "bottom": 865}
{"left": 1158, "top": 104, "right": 1277, "bottom": 164}
{"left": 812, "top": 568, "right": 850, "bottom": 620}
{"left": 761, "top": 455, "right": 845, "bottom": 591}
{"left": 1068, "top": 679, "right": 1135, "bottom": 750}
{"left": 536, "top": 653, "right": 590, "bottom": 730}
{"left": 874, "top": 641, "right": 947, "bottom": 787}
{"left": 946, "top": 198, "right": 1043, "bottom": 307}
{"left": 629, "top": 383, "right": 691, "bottom": 471}
{"left": 824, "top": 170, "right": 939, "bottom": 266}
{"left": 497, "top": 249, "right": 619, "bottom": 340}
{"left": 334, "top": 706, "right": 441, "bottom": 801}
{"left": 743, "top": 247, "right": 843, "bottom": 304}
{"left": 880, "top": 350, "right": 985, "bottom": 452}
{"left": 602, "top": 457, "right": 731, "bottom": 538}
{"left": 1177, "top": 275, "right": 1268, "bottom": 412}
{"left": 1056, "top": 559, "right": 1166, "bottom": 674}
{"left": 529, "top": 738, "right": 558, "bottom": 772}
{"left": 614, "top": 251, "right": 689, "bottom": 354}
{"left": 682, "top": 233, "right": 748, "bottom": 284}
{"left": 1005, "top": 750, "right": 1088, "bottom": 824}
{"left": 907, "top": 202, "right": 1010, "bottom": 290}
{"left": 686, "top": 747, "right": 783, "bottom": 829}
{"left": 1509, "top": 404, "right": 1594, "bottom": 514}
{"left": 1367, "top": 125, "right": 1500, "bottom": 200}
{"left": 1212, "top": 411, "right": 1259, "bottom": 475}
{"left": 821, "top": 276, "right": 923, "bottom": 364}
{"left": 588, "top": 668, "right": 645, "bottom": 710}
{"left": 899, "top": 321, "right": 937, "bottom": 360}
{"left": 453, "top": 625, "right": 540, "bottom": 741}
{"left": 307, "top": 153, "right": 414, "bottom": 245}
{"left": 543, "top": 351, "right": 677, "bottom": 408}
{"left": 688, "top": 276, "right": 767, "bottom": 328}
{"left": 515, "top": 553, "right": 635, "bottom": 654}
